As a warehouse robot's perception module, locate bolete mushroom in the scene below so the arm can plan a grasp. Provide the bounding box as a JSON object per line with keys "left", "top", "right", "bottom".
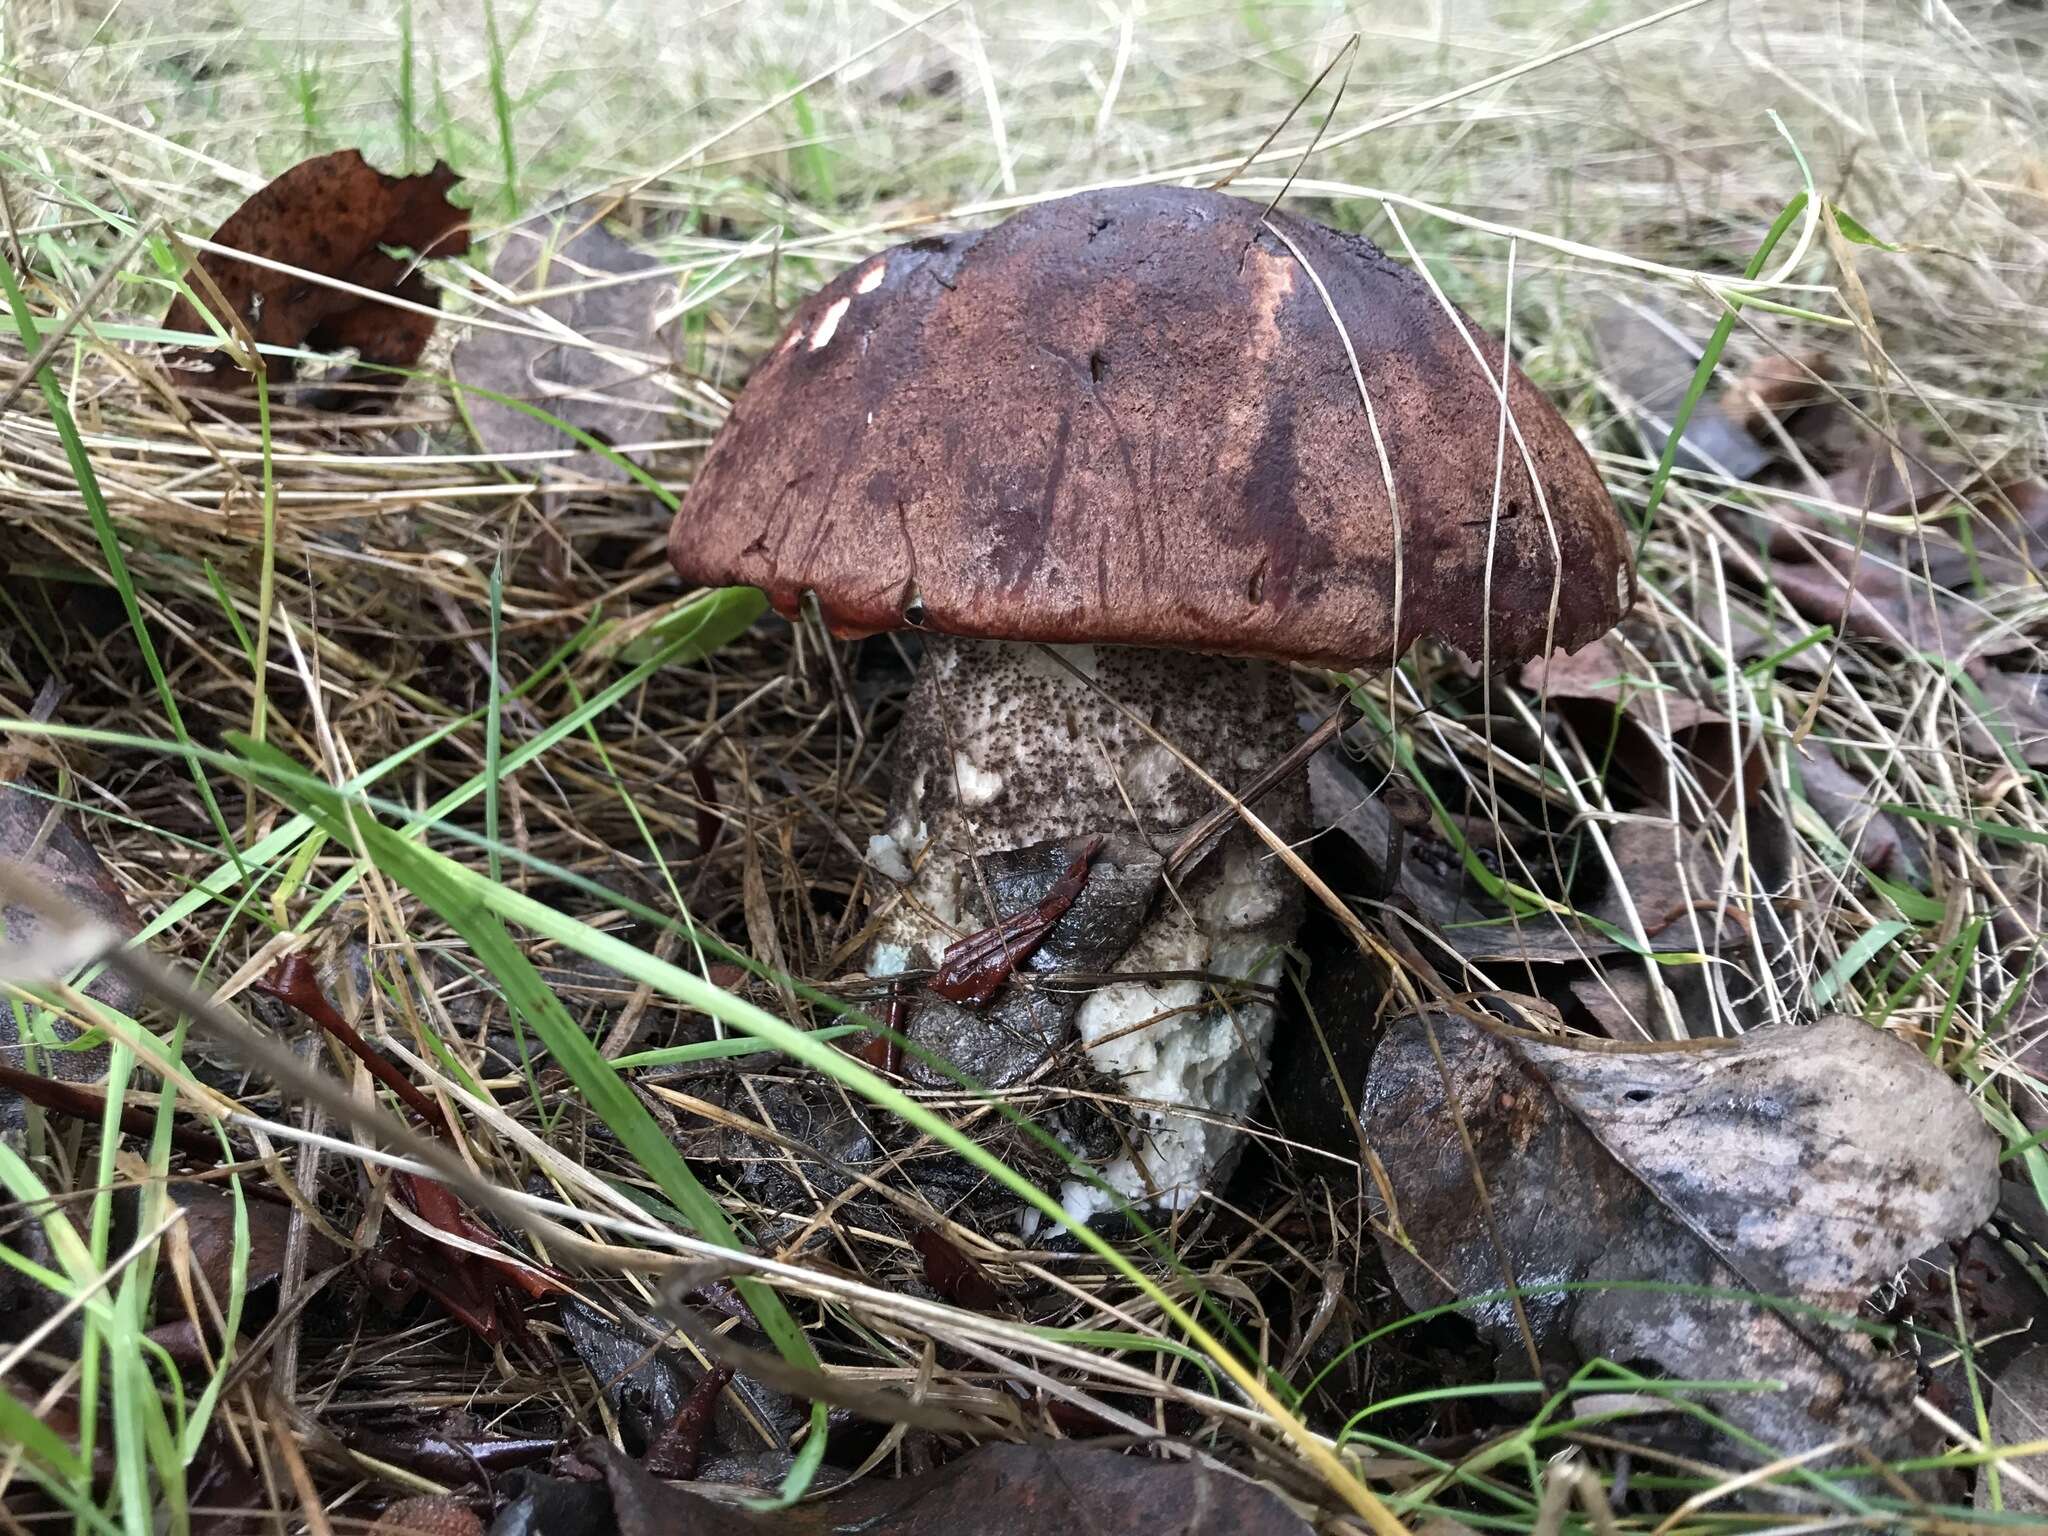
{"left": 668, "top": 186, "right": 1633, "bottom": 1216}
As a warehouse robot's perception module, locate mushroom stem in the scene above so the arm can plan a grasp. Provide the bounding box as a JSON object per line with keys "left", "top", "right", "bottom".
{"left": 865, "top": 637, "right": 1307, "bottom": 1217}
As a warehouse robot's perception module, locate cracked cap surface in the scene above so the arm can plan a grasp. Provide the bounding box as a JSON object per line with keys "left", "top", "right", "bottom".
{"left": 668, "top": 185, "right": 1634, "bottom": 666}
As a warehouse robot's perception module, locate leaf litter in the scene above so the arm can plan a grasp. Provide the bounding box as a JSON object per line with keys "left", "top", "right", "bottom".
{"left": 490, "top": 1440, "right": 1314, "bottom": 1536}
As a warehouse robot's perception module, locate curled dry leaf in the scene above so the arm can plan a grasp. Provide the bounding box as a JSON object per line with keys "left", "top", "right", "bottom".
{"left": 1521, "top": 633, "right": 1759, "bottom": 814}
{"left": 1720, "top": 347, "right": 1839, "bottom": 441}
{"left": 162, "top": 149, "right": 469, "bottom": 389}
{"left": 452, "top": 204, "right": 675, "bottom": 491}
{"left": 902, "top": 832, "right": 1159, "bottom": 1089}
{"left": 1793, "top": 740, "right": 1924, "bottom": 883}
{"left": 1762, "top": 431, "right": 2047, "bottom": 675}
{"left": 337, "top": 1423, "right": 556, "bottom": 1486}
{"left": 1554, "top": 815, "right": 1770, "bottom": 1042}
{"left": 929, "top": 835, "right": 1104, "bottom": 1005}
{"left": 1368, "top": 1013, "right": 1998, "bottom": 1470}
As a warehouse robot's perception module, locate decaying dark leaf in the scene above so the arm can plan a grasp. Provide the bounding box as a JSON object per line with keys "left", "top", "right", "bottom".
{"left": 1305, "top": 746, "right": 1529, "bottom": 942}
{"left": 1894, "top": 1219, "right": 2046, "bottom": 1421}
{"left": 561, "top": 1302, "right": 696, "bottom": 1458}
{"left": 452, "top": 204, "right": 675, "bottom": 490}
{"left": 910, "top": 1224, "right": 1003, "bottom": 1311}
{"left": 500, "top": 1439, "right": 1312, "bottom": 1536}
{"left": 1309, "top": 735, "right": 1773, "bottom": 979}
{"left": 558, "top": 1294, "right": 798, "bottom": 1462}
{"left": 162, "top": 149, "right": 469, "bottom": 388}
{"left": 0, "top": 1059, "right": 224, "bottom": 1156}
{"left": 189, "top": 1433, "right": 267, "bottom": 1536}
{"left": 168, "top": 1183, "right": 341, "bottom": 1306}
{"left": 1368, "top": 1013, "right": 1998, "bottom": 1471}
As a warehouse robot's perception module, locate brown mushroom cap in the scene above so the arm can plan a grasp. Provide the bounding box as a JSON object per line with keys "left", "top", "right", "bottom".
{"left": 669, "top": 185, "right": 1633, "bottom": 667}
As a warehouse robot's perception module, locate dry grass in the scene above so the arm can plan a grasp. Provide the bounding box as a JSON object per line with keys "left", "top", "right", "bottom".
{"left": 2, "top": 0, "right": 2047, "bottom": 1530}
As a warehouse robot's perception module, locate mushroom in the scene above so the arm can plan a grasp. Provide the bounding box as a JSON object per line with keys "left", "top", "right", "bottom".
{"left": 668, "top": 186, "right": 1633, "bottom": 1216}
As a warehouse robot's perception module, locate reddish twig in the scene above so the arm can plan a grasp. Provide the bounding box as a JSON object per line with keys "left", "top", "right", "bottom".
{"left": 688, "top": 757, "right": 722, "bottom": 857}
{"left": 0, "top": 1060, "right": 226, "bottom": 1158}
{"left": 930, "top": 837, "right": 1103, "bottom": 1007}
{"left": 253, "top": 954, "right": 452, "bottom": 1138}
{"left": 643, "top": 1365, "right": 733, "bottom": 1480}
{"left": 855, "top": 979, "right": 908, "bottom": 1074}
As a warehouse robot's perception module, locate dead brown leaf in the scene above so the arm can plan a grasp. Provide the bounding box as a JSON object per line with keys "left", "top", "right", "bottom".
{"left": 1720, "top": 347, "right": 1839, "bottom": 442}
{"left": 1522, "top": 633, "right": 1758, "bottom": 813}
{"left": 161, "top": 149, "right": 469, "bottom": 389}
{"left": 1793, "top": 740, "right": 1924, "bottom": 882}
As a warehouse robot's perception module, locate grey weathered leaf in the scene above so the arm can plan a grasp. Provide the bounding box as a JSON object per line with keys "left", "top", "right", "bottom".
{"left": 0, "top": 779, "right": 139, "bottom": 1103}
{"left": 1977, "top": 1345, "right": 2048, "bottom": 1515}
{"left": 1369, "top": 1013, "right": 1998, "bottom": 1470}
{"left": 1591, "top": 297, "right": 1771, "bottom": 480}
{"left": 453, "top": 205, "right": 674, "bottom": 490}
{"left": 1794, "top": 740, "right": 1923, "bottom": 883}
{"left": 1514, "top": 1016, "right": 1996, "bottom": 1303}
